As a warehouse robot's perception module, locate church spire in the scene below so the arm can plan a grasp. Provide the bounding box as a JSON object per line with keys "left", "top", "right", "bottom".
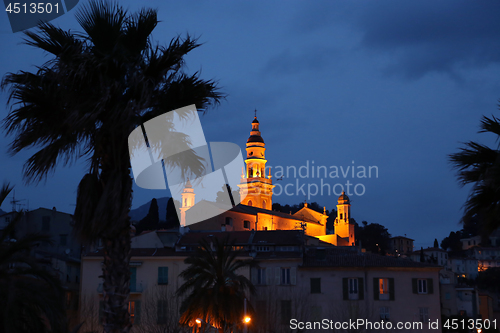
{"left": 238, "top": 113, "right": 274, "bottom": 211}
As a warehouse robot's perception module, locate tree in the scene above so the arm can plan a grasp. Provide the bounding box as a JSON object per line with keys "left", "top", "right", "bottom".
{"left": 441, "top": 231, "right": 464, "bottom": 253}
{"left": 215, "top": 184, "right": 239, "bottom": 206}
{"left": 2, "top": 2, "right": 222, "bottom": 332}
{"left": 477, "top": 267, "right": 500, "bottom": 293}
{"left": 177, "top": 236, "right": 256, "bottom": 333}
{"left": 133, "top": 287, "right": 185, "bottom": 333}
{"left": 433, "top": 238, "right": 439, "bottom": 248}
{"left": 450, "top": 114, "right": 500, "bottom": 236}
{"left": 355, "top": 221, "right": 391, "bottom": 255}
{"left": 136, "top": 198, "right": 159, "bottom": 234}
{"left": 0, "top": 183, "right": 66, "bottom": 333}
{"left": 165, "top": 197, "right": 180, "bottom": 229}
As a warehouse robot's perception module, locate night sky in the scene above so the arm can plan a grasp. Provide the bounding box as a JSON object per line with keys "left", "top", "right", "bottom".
{"left": 1, "top": 1, "right": 500, "bottom": 249}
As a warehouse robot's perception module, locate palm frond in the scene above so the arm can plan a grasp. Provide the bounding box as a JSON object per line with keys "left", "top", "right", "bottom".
{"left": 75, "top": 0, "right": 126, "bottom": 55}
{"left": 177, "top": 235, "right": 255, "bottom": 330}
{"left": 24, "top": 21, "right": 83, "bottom": 58}
{"left": 122, "top": 8, "right": 158, "bottom": 58}
{"left": 480, "top": 114, "right": 500, "bottom": 139}
{"left": 0, "top": 182, "right": 13, "bottom": 207}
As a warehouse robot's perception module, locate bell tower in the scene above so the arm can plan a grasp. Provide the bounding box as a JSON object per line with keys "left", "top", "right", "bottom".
{"left": 334, "top": 191, "right": 355, "bottom": 246}
{"left": 238, "top": 113, "right": 274, "bottom": 210}
{"left": 179, "top": 179, "right": 195, "bottom": 227}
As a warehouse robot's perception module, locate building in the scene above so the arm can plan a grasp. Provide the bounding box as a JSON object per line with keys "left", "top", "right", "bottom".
{"left": 4, "top": 207, "right": 82, "bottom": 326}
{"left": 461, "top": 235, "right": 482, "bottom": 250}
{"left": 409, "top": 247, "right": 449, "bottom": 267}
{"left": 390, "top": 235, "right": 414, "bottom": 256}
{"left": 80, "top": 230, "right": 441, "bottom": 333}
{"left": 447, "top": 257, "right": 479, "bottom": 279}
{"left": 181, "top": 116, "right": 355, "bottom": 246}
{"left": 468, "top": 247, "right": 500, "bottom": 271}
{"left": 439, "top": 269, "right": 481, "bottom": 320}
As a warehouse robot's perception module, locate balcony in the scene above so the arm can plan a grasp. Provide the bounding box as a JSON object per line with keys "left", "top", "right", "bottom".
{"left": 97, "top": 283, "right": 144, "bottom": 294}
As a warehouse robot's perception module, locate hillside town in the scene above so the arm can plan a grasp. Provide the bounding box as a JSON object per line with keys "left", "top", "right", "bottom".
{"left": 2, "top": 114, "right": 500, "bottom": 333}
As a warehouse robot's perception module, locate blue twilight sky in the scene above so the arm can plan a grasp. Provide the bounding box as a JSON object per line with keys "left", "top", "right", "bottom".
{"left": 1, "top": 1, "right": 500, "bottom": 250}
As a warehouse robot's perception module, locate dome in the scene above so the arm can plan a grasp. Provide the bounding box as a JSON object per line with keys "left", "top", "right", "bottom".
{"left": 247, "top": 135, "right": 264, "bottom": 143}
{"left": 338, "top": 191, "right": 350, "bottom": 204}
{"left": 247, "top": 116, "right": 265, "bottom": 143}
{"left": 185, "top": 178, "right": 192, "bottom": 188}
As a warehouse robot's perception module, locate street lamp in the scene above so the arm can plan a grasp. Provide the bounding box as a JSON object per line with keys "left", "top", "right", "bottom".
{"left": 243, "top": 298, "right": 251, "bottom": 333}
{"left": 192, "top": 318, "right": 202, "bottom": 333}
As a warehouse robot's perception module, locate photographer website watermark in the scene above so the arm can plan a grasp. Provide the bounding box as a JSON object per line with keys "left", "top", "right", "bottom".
{"left": 268, "top": 160, "right": 379, "bottom": 200}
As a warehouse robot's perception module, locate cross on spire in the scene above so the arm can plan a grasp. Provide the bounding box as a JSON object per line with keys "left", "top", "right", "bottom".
{"left": 254, "top": 109, "right": 257, "bottom": 118}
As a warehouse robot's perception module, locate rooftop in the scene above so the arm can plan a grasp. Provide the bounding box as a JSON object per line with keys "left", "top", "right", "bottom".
{"left": 303, "top": 247, "right": 442, "bottom": 268}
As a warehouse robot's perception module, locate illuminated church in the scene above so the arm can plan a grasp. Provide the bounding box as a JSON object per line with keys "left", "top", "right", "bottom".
{"left": 180, "top": 116, "right": 355, "bottom": 246}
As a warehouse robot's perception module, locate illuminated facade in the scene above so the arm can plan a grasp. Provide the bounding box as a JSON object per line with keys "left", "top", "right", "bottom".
{"left": 334, "top": 191, "right": 355, "bottom": 246}
{"left": 237, "top": 116, "right": 274, "bottom": 210}
{"left": 179, "top": 179, "right": 195, "bottom": 227}
{"left": 184, "top": 115, "right": 355, "bottom": 246}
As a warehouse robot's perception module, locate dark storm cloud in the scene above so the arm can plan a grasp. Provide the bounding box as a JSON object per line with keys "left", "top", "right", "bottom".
{"left": 358, "top": 1, "right": 500, "bottom": 78}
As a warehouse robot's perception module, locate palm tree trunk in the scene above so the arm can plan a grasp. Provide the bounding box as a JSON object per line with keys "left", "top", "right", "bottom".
{"left": 100, "top": 139, "right": 134, "bottom": 333}
{"left": 102, "top": 226, "right": 132, "bottom": 333}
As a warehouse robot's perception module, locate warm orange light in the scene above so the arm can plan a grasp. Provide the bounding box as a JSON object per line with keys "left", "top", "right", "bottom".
{"left": 195, "top": 319, "right": 202, "bottom": 325}
{"left": 244, "top": 316, "right": 251, "bottom": 324}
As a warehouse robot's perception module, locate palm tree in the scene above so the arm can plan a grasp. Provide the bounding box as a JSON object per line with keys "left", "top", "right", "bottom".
{"left": 450, "top": 114, "right": 500, "bottom": 236}
{"left": 177, "top": 236, "right": 255, "bottom": 333}
{"left": 0, "top": 183, "right": 66, "bottom": 333}
{"left": 2, "top": 1, "right": 222, "bottom": 332}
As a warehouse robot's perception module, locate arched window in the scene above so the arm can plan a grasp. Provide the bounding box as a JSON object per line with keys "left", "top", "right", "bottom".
{"left": 340, "top": 213, "right": 343, "bottom": 219}
{"left": 184, "top": 198, "right": 187, "bottom": 207}
{"left": 263, "top": 200, "right": 267, "bottom": 209}
{"left": 248, "top": 200, "right": 253, "bottom": 207}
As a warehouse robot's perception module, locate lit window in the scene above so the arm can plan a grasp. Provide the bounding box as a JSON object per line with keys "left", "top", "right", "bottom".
{"left": 379, "top": 278, "right": 389, "bottom": 300}
{"left": 129, "top": 301, "right": 135, "bottom": 324}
